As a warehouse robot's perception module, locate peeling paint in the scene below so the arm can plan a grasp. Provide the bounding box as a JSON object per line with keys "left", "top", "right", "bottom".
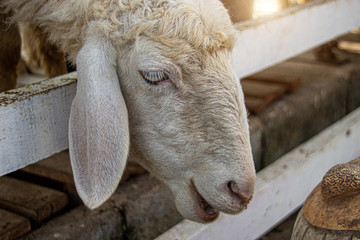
{"left": 0, "top": 73, "right": 77, "bottom": 106}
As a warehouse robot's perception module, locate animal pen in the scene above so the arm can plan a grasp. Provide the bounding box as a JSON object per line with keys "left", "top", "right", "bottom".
{"left": 1, "top": 0, "right": 360, "bottom": 239}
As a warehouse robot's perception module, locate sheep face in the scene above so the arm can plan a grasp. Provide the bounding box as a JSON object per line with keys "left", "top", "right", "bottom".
{"left": 69, "top": 0, "right": 255, "bottom": 223}
{"left": 120, "top": 44, "right": 255, "bottom": 222}
{"left": 115, "top": 1, "right": 255, "bottom": 222}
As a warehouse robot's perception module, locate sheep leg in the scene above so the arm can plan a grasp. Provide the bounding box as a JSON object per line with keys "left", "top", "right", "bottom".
{"left": 0, "top": 11, "right": 21, "bottom": 92}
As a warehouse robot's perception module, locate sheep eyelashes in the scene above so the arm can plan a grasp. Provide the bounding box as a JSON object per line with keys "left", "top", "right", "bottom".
{"left": 140, "top": 71, "right": 169, "bottom": 85}
{"left": 2, "top": 0, "right": 256, "bottom": 223}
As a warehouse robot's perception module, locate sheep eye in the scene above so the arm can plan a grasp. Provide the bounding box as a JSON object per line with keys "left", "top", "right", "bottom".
{"left": 140, "top": 71, "right": 169, "bottom": 85}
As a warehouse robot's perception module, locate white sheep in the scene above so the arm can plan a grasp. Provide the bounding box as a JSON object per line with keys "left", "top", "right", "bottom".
{"left": 1, "top": 0, "right": 256, "bottom": 223}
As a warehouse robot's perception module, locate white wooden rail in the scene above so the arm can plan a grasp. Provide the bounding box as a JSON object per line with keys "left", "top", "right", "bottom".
{"left": 232, "top": 0, "right": 360, "bottom": 78}
{"left": 0, "top": 0, "right": 359, "bottom": 175}
{"left": 0, "top": 0, "right": 359, "bottom": 238}
{"left": 0, "top": 74, "right": 77, "bottom": 175}
{"left": 156, "top": 107, "right": 360, "bottom": 240}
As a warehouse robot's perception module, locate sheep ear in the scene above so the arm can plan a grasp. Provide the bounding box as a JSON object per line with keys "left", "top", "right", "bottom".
{"left": 69, "top": 36, "right": 129, "bottom": 209}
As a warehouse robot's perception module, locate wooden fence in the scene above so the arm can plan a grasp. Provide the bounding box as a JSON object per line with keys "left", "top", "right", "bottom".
{"left": 1, "top": 0, "right": 360, "bottom": 238}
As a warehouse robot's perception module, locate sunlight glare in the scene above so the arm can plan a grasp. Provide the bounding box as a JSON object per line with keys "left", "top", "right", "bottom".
{"left": 253, "top": 0, "right": 281, "bottom": 18}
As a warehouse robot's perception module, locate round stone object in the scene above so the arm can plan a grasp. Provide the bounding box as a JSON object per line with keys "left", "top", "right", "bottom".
{"left": 291, "top": 158, "right": 360, "bottom": 239}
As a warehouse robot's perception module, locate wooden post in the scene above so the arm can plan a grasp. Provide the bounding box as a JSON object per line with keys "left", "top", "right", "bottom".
{"left": 221, "top": 0, "right": 254, "bottom": 23}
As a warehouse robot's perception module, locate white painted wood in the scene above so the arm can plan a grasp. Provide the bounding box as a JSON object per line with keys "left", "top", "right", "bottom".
{"left": 155, "top": 107, "right": 360, "bottom": 240}
{"left": 0, "top": 73, "right": 77, "bottom": 176}
{"left": 233, "top": 0, "right": 360, "bottom": 78}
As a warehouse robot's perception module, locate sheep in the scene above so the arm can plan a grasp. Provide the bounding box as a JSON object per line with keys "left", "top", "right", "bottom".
{"left": 1, "top": 0, "right": 256, "bottom": 223}
{"left": 0, "top": 10, "right": 68, "bottom": 92}
{"left": 20, "top": 23, "right": 68, "bottom": 79}
{"left": 0, "top": 10, "right": 20, "bottom": 92}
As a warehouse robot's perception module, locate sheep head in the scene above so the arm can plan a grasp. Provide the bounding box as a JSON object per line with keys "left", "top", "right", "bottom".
{"left": 69, "top": 0, "right": 255, "bottom": 223}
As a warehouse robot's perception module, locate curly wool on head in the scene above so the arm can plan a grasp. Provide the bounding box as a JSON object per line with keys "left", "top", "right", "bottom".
{"left": 2, "top": 0, "right": 235, "bottom": 62}
{"left": 91, "top": 0, "right": 236, "bottom": 55}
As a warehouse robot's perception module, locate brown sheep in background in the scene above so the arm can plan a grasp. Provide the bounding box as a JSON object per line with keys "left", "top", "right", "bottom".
{"left": 0, "top": 9, "right": 67, "bottom": 92}
{"left": 0, "top": 10, "right": 20, "bottom": 92}
{"left": 20, "top": 24, "right": 67, "bottom": 78}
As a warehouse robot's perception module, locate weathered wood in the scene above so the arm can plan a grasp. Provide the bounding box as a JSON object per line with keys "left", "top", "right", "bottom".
{"left": 243, "top": 70, "right": 301, "bottom": 91}
{"left": 242, "top": 61, "right": 303, "bottom": 114}
{"left": 21, "top": 150, "right": 146, "bottom": 184}
{"left": 338, "top": 41, "right": 360, "bottom": 54}
{"left": 244, "top": 96, "right": 268, "bottom": 114}
{"left": 220, "top": 0, "right": 253, "bottom": 23}
{"left": 232, "top": 0, "right": 360, "bottom": 78}
{"left": 22, "top": 150, "right": 74, "bottom": 184}
{"left": 242, "top": 80, "right": 286, "bottom": 100}
{"left": 338, "top": 31, "right": 360, "bottom": 42}
{"left": 290, "top": 46, "right": 350, "bottom": 66}
{"left": 242, "top": 79, "right": 289, "bottom": 114}
{"left": 0, "top": 176, "right": 69, "bottom": 221}
{"left": 0, "top": 73, "right": 77, "bottom": 176}
{"left": 0, "top": 209, "right": 31, "bottom": 240}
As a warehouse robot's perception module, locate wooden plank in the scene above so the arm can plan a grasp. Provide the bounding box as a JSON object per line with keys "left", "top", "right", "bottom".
{"left": 289, "top": 45, "right": 350, "bottom": 66}
{"left": 241, "top": 80, "right": 286, "bottom": 99}
{"left": 244, "top": 96, "right": 267, "bottom": 114}
{"left": 155, "top": 107, "right": 360, "bottom": 240}
{"left": 337, "top": 31, "right": 360, "bottom": 43}
{"left": 0, "top": 177, "right": 69, "bottom": 221}
{"left": 22, "top": 150, "right": 74, "bottom": 184}
{"left": 21, "top": 150, "right": 146, "bottom": 184}
{"left": 338, "top": 41, "right": 360, "bottom": 54}
{"left": 0, "top": 209, "right": 31, "bottom": 240}
{"left": 242, "top": 79, "right": 287, "bottom": 114}
{"left": 0, "top": 72, "right": 77, "bottom": 176}
{"left": 242, "top": 66, "right": 303, "bottom": 114}
{"left": 243, "top": 70, "right": 302, "bottom": 91}
{"left": 232, "top": 0, "right": 360, "bottom": 78}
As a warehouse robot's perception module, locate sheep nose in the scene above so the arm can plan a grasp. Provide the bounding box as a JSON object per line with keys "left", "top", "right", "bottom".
{"left": 227, "top": 181, "right": 253, "bottom": 205}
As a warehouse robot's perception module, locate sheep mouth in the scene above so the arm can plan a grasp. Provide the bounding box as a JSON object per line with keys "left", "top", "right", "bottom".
{"left": 190, "top": 180, "right": 219, "bottom": 222}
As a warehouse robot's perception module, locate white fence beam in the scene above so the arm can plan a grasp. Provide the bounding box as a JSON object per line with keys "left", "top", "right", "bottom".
{"left": 0, "top": 73, "right": 77, "bottom": 176}
{"left": 155, "top": 107, "right": 360, "bottom": 240}
{"left": 233, "top": 0, "right": 360, "bottom": 78}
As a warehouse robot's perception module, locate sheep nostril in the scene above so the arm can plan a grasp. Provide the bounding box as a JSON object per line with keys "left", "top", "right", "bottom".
{"left": 227, "top": 181, "right": 252, "bottom": 205}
